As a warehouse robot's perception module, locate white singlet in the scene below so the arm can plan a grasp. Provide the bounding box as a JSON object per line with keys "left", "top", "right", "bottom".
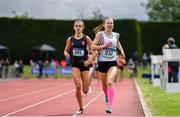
{"left": 98, "top": 31, "right": 118, "bottom": 62}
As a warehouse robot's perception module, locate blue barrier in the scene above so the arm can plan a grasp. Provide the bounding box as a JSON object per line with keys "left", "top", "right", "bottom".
{"left": 31, "top": 68, "right": 55, "bottom": 75}
{"left": 60, "top": 67, "right": 72, "bottom": 74}
{"left": 142, "top": 73, "right": 160, "bottom": 79}
{"left": 31, "top": 67, "right": 72, "bottom": 75}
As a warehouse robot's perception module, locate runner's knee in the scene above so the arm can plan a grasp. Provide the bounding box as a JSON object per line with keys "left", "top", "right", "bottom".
{"left": 83, "top": 90, "right": 88, "bottom": 94}
{"left": 107, "top": 80, "right": 113, "bottom": 86}
{"left": 75, "top": 83, "right": 81, "bottom": 90}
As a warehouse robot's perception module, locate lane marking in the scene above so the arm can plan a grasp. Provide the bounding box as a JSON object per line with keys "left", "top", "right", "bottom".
{"left": 0, "top": 82, "right": 72, "bottom": 103}
{"left": 2, "top": 89, "right": 75, "bottom": 117}
{"left": 72, "top": 92, "right": 103, "bottom": 117}
{"left": 0, "top": 81, "right": 61, "bottom": 94}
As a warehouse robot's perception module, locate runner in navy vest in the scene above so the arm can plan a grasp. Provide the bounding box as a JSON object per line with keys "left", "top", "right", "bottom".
{"left": 64, "top": 20, "right": 97, "bottom": 114}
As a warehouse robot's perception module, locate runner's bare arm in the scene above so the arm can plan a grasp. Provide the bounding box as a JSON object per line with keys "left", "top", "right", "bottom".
{"left": 86, "top": 36, "right": 98, "bottom": 57}
{"left": 64, "top": 37, "right": 71, "bottom": 58}
{"left": 84, "top": 36, "right": 98, "bottom": 66}
{"left": 91, "top": 32, "right": 111, "bottom": 51}
{"left": 116, "top": 33, "right": 126, "bottom": 58}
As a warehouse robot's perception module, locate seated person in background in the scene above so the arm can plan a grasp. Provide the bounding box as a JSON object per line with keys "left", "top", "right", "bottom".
{"left": 167, "top": 37, "right": 177, "bottom": 49}
{"left": 127, "top": 58, "right": 135, "bottom": 78}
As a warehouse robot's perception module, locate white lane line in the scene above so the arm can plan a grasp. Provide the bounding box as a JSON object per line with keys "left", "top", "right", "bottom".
{"left": 0, "top": 79, "right": 69, "bottom": 94}
{"left": 0, "top": 82, "right": 58, "bottom": 94}
{"left": 0, "top": 82, "right": 72, "bottom": 103}
{"left": 2, "top": 89, "right": 75, "bottom": 117}
{"left": 72, "top": 92, "right": 103, "bottom": 117}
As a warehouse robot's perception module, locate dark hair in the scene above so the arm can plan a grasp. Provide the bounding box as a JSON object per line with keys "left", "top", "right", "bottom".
{"left": 167, "top": 37, "right": 175, "bottom": 45}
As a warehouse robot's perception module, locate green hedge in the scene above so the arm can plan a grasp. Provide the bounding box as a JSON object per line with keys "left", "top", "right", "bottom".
{"left": 2, "top": 18, "right": 180, "bottom": 64}
{"left": 0, "top": 18, "right": 138, "bottom": 63}
{"left": 140, "top": 21, "right": 180, "bottom": 54}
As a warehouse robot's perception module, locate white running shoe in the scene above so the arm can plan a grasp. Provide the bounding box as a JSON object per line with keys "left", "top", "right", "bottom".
{"left": 76, "top": 108, "right": 84, "bottom": 114}
{"left": 88, "top": 86, "right": 93, "bottom": 93}
{"left": 106, "top": 107, "right": 112, "bottom": 114}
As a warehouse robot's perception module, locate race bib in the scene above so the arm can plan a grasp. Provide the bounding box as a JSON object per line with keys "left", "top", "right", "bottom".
{"left": 72, "top": 48, "right": 85, "bottom": 57}
{"left": 101, "top": 48, "right": 116, "bottom": 59}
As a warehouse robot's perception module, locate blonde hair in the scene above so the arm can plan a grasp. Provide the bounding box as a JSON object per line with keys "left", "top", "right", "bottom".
{"left": 93, "top": 17, "right": 112, "bottom": 33}
{"left": 73, "top": 19, "right": 85, "bottom": 28}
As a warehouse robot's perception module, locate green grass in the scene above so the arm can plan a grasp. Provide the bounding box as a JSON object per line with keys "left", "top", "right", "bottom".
{"left": 136, "top": 65, "right": 180, "bottom": 116}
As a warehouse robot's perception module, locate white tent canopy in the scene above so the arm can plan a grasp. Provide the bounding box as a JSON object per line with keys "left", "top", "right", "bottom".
{"left": 0, "top": 45, "right": 8, "bottom": 50}
{"left": 35, "top": 44, "right": 56, "bottom": 51}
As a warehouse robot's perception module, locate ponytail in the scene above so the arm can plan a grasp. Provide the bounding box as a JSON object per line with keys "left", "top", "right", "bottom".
{"left": 93, "top": 17, "right": 112, "bottom": 33}
{"left": 93, "top": 23, "right": 104, "bottom": 34}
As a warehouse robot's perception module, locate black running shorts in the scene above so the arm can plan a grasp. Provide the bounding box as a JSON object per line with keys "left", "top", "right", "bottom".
{"left": 98, "top": 61, "right": 117, "bottom": 73}
{"left": 72, "top": 61, "right": 89, "bottom": 72}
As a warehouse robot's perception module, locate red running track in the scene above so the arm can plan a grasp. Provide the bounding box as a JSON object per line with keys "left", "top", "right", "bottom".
{"left": 0, "top": 78, "right": 144, "bottom": 116}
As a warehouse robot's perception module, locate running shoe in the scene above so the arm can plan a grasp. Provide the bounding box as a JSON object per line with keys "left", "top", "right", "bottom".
{"left": 76, "top": 108, "right": 84, "bottom": 114}
{"left": 106, "top": 107, "right": 112, "bottom": 114}
{"left": 88, "top": 86, "right": 93, "bottom": 93}
{"left": 105, "top": 96, "right": 108, "bottom": 105}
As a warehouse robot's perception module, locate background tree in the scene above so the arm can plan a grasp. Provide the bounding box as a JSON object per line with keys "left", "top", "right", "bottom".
{"left": 142, "top": 0, "right": 180, "bottom": 21}
{"left": 76, "top": 6, "right": 104, "bottom": 20}
{"left": 12, "top": 10, "right": 33, "bottom": 19}
{"left": 91, "top": 6, "right": 104, "bottom": 20}
{"left": 76, "top": 8, "right": 85, "bottom": 19}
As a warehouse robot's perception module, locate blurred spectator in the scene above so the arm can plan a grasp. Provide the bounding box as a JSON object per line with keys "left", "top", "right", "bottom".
{"left": 50, "top": 59, "right": 56, "bottom": 77}
{"left": 0, "top": 59, "right": 3, "bottom": 78}
{"left": 4, "top": 58, "right": 9, "bottom": 78}
{"left": 167, "top": 37, "right": 177, "bottom": 49}
{"left": 37, "top": 60, "right": 43, "bottom": 78}
{"left": 127, "top": 58, "right": 135, "bottom": 78}
{"left": 55, "top": 60, "right": 60, "bottom": 68}
{"left": 29, "top": 59, "right": 35, "bottom": 67}
{"left": 162, "top": 43, "right": 169, "bottom": 54}
{"left": 132, "top": 51, "right": 138, "bottom": 64}
{"left": 44, "top": 59, "right": 49, "bottom": 77}
{"left": 50, "top": 59, "right": 56, "bottom": 69}
{"left": 167, "top": 37, "right": 178, "bottom": 83}
{"left": 18, "top": 59, "right": 24, "bottom": 77}
{"left": 142, "top": 53, "right": 148, "bottom": 69}
{"left": 13, "top": 60, "right": 19, "bottom": 77}
{"left": 161, "top": 37, "right": 179, "bottom": 83}
{"left": 132, "top": 51, "right": 138, "bottom": 76}
{"left": 13, "top": 60, "right": 24, "bottom": 78}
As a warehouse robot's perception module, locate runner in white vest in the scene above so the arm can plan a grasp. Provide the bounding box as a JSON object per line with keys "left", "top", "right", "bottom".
{"left": 91, "top": 17, "right": 125, "bottom": 114}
